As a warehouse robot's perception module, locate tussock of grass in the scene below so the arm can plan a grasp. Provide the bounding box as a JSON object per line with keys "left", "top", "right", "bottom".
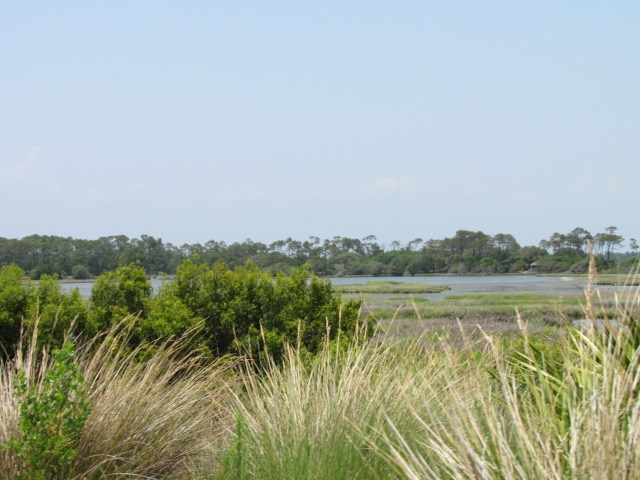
{"left": 215, "top": 334, "right": 456, "bottom": 480}
{"left": 218, "top": 267, "right": 640, "bottom": 479}
{"left": 0, "top": 321, "right": 239, "bottom": 479}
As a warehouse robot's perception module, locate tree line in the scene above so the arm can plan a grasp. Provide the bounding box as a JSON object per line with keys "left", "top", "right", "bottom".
{"left": 0, "top": 227, "right": 636, "bottom": 279}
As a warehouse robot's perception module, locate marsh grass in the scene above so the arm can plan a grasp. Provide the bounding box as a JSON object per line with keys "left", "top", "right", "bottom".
{"left": 214, "top": 333, "right": 458, "bottom": 480}
{"left": 358, "top": 291, "right": 617, "bottom": 326}
{"left": 370, "top": 265, "right": 640, "bottom": 479}
{"left": 216, "top": 265, "right": 640, "bottom": 479}
{"left": 334, "top": 281, "right": 450, "bottom": 294}
{"left": 588, "top": 273, "right": 640, "bottom": 286}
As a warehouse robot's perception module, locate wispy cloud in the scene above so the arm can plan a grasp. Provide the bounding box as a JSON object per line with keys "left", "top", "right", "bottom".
{"left": 211, "top": 185, "right": 283, "bottom": 205}
{"left": 599, "top": 178, "right": 640, "bottom": 201}
{"left": 352, "top": 176, "right": 418, "bottom": 199}
{"left": 367, "top": 176, "right": 416, "bottom": 194}
{"left": 500, "top": 174, "right": 640, "bottom": 206}
{"left": 0, "top": 148, "right": 40, "bottom": 188}
{"left": 71, "top": 181, "right": 186, "bottom": 210}
{"left": 207, "top": 176, "right": 420, "bottom": 208}
{"left": 563, "top": 174, "right": 640, "bottom": 201}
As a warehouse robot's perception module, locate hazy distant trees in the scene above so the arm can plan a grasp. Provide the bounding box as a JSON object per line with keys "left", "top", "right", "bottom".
{"left": 593, "top": 226, "right": 624, "bottom": 261}
{"left": 0, "top": 226, "right": 636, "bottom": 278}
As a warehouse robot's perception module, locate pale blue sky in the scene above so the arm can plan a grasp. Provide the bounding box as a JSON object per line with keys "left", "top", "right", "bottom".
{"left": 1, "top": 1, "right": 638, "bottom": 247}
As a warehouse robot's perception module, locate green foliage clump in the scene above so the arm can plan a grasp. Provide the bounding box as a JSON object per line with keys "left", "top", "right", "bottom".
{"left": 26, "top": 275, "right": 89, "bottom": 349}
{"left": 143, "top": 292, "right": 199, "bottom": 342}
{"left": 167, "top": 260, "right": 363, "bottom": 363}
{"left": 89, "top": 263, "right": 152, "bottom": 330}
{"left": 8, "top": 341, "right": 90, "bottom": 480}
{"left": 0, "top": 265, "right": 29, "bottom": 357}
{"left": 1, "top": 267, "right": 90, "bottom": 356}
{"left": 70, "top": 264, "right": 91, "bottom": 280}
{"left": 499, "top": 330, "right": 568, "bottom": 386}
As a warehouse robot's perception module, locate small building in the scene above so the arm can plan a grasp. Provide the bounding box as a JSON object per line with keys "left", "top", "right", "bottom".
{"left": 527, "top": 262, "right": 539, "bottom": 274}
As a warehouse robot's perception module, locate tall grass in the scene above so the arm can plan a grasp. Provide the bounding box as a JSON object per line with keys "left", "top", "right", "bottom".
{"left": 372, "top": 264, "right": 640, "bottom": 479}
{"left": 1, "top": 320, "right": 239, "bottom": 479}
{"left": 215, "top": 334, "right": 460, "bottom": 480}
{"left": 217, "top": 266, "right": 640, "bottom": 479}
{"left": 2, "top": 267, "right": 638, "bottom": 479}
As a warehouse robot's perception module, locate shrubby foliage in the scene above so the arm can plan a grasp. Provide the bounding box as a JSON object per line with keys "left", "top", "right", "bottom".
{"left": 26, "top": 275, "right": 88, "bottom": 349}
{"left": 0, "top": 266, "right": 29, "bottom": 356}
{"left": 70, "top": 264, "right": 91, "bottom": 279}
{"left": 164, "top": 260, "right": 362, "bottom": 363}
{"left": 8, "top": 342, "right": 89, "bottom": 480}
{"left": 0, "top": 261, "right": 363, "bottom": 366}
{"left": 0, "top": 266, "right": 90, "bottom": 357}
{"left": 89, "top": 263, "right": 152, "bottom": 332}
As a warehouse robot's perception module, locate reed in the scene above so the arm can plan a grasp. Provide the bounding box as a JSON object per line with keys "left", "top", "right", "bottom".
{"left": 372, "top": 267, "right": 640, "bottom": 479}
{"left": 216, "top": 267, "right": 640, "bottom": 479}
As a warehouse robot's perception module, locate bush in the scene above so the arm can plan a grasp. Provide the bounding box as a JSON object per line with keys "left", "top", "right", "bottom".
{"left": 0, "top": 265, "right": 29, "bottom": 357}
{"left": 569, "top": 258, "right": 591, "bottom": 273}
{"left": 70, "top": 265, "right": 91, "bottom": 280}
{"left": 141, "top": 292, "right": 199, "bottom": 343}
{"left": 89, "top": 263, "right": 152, "bottom": 331}
{"left": 8, "top": 341, "right": 90, "bottom": 480}
{"left": 167, "top": 260, "right": 364, "bottom": 364}
{"left": 26, "top": 275, "right": 89, "bottom": 349}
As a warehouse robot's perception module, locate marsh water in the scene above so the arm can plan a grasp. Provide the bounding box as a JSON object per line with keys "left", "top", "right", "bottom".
{"left": 62, "top": 275, "right": 630, "bottom": 300}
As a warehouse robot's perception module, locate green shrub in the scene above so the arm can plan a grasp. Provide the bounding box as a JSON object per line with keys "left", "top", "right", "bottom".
{"left": 8, "top": 341, "right": 89, "bottom": 480}
{"left": 141, "top": 292, "right": 200, "bottom": 343}
{"left": 89, "top": 263, "right": 152, "bottom": 331}
{"left": 499, "top": 327, "right": 569, "bottom": 390}
{"left": 167, "top": 260, "right": 364, "bottom": 364}
{"left": 0, "top": 265, "right": 29, "bottom": 357}
{"left": 70, "top": 265, "right": 91, "bottom": 280}
{"left": 26, "top": 275, "right": 89, "bottom": 349}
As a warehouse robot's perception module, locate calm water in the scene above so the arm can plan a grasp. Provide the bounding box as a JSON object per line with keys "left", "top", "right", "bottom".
{"left": 62, "top": 275, "right": 630, "bottom": 300}
{"left": 333, "top": 275, "right": 632, "bottom": 300}
{"left": 61, "top": 278, "right": 166, "bottom": 297}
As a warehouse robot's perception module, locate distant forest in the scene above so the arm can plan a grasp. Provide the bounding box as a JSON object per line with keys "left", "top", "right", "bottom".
{"left": 1, "top": 227, "right": 637, "bottom": 279}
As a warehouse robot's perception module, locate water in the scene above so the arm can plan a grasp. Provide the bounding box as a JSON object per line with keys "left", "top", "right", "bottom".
{"left": 331, "top": 274, "right": 589, "bottom": 300}
{"left": 334, "top": 274, "right": 637, "bottom": 301}
{"left": 62, "top": 275, "right": 630, "bottom": 300}
{"left": 61, "top": 278, "right": 166, "bottom": 297}
{"left": 572, "top": 318, "right": 619, "bottom": 328}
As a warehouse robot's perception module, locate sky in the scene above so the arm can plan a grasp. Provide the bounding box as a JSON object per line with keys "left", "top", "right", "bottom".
{"left": 1, "top": 1, "right": 638, "bottom": 248}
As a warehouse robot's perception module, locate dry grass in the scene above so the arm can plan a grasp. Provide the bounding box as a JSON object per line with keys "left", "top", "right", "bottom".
{"left": 372, "top": 265, "right": 640, "bottom": 479}
{"left": 216, "top": 266, "right": 640, "bottom": 479}
{"left": 2, "top": 264, "right": 639, "bottom": 479}
{"left": 0, "top": 321, "right": 239, "bottom": 479}
{"left": 217, "top": 330, "right": 464, "bottom": 480}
